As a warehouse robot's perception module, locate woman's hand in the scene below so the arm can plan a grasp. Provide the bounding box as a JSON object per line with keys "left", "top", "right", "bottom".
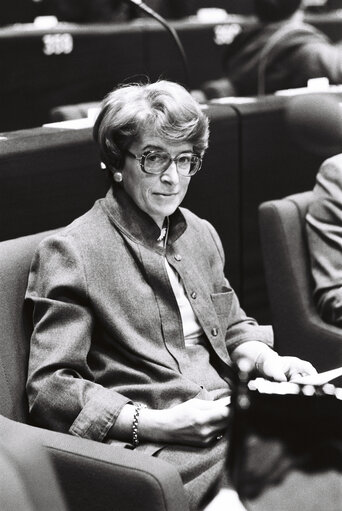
{"left": 231, "top": 341, "right": 317, "bottom": 382}
{"left": 155, "top": 397, "right": 230, "bottom": 447}
{"left": 112, "top": 397, "right": 230, "bottom": 447}
{"left": 122, "top": 396, "right": 230, "bottom": 447}
{"left": 254, "top": 350, "right": 317, "bottom": 382}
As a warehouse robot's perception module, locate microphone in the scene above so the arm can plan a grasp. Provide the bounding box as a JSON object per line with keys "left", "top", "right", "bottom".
{"left": 284, "top": 94, "right": 342, "bottom": 158}
{"left": 124, "top": 0, "right": 190, "bottom": 88}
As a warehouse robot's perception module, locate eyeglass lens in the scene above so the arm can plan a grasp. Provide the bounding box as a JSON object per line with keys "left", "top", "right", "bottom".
{"left": 143, "top": 151, "right": 201, "bottom": 176}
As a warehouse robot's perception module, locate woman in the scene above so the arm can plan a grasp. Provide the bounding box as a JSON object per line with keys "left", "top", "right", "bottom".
{"left": 26, "top": 80, "right": 315, "bottom": 510}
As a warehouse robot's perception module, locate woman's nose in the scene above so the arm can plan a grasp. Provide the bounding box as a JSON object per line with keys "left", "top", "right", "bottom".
{"left": 161, "top": 160, "right": 180, "bottom": 183}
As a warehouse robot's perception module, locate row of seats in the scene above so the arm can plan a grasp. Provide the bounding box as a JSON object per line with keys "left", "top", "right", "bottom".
{"left": 1, "top": 13, "right": 342, "bottom": 130}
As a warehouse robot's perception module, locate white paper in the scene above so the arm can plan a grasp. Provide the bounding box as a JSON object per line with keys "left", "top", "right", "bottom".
{"left": 292, "top": 366, "right": 342, "bottom": 386}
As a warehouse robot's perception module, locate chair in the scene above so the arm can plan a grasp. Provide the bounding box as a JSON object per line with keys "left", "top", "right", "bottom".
{"left": 258, "top": 191, "right": 342, "bottom": 372}
{"left": 0, "top": 229, "right": 189, "bottom": 511}
{"left": 0, "top": 432, "right": 66, "bottom": 511}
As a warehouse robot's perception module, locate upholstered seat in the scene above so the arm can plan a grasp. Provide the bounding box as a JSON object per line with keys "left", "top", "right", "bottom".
{"left": 0, "top": 229, "right": 189, "bottom": 511}
{"left": 258, "top": 191, "right": 342, "bottom": 372}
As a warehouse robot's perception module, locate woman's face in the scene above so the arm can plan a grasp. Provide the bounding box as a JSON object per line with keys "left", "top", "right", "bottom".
{"left": 120, "top": 133, "right": 193, "bottom": 228}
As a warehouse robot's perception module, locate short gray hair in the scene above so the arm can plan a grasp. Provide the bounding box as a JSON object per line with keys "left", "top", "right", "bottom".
{"left": 93, "top": 80, "right": 209, "bottom": 171}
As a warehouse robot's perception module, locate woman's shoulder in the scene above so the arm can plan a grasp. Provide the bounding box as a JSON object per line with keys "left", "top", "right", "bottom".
{"left": 180, "top": 207, "right": 213, "bottom": 231}
{"left": 35, "top": 198, "right": 113, "bottom": 254}
{"left": 180, "top": 207, "right": 223, "bottom": 251}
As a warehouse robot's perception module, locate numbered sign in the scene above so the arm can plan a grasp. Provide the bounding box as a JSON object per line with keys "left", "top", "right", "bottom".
{"left": 42, "top": 33, "right": 74, "bottom": 55}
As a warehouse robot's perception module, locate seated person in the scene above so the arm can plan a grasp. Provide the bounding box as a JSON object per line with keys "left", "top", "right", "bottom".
{"left": 306, "top": 154, "right": 342, "bottom": 327}
{"left": 25, "top": 79, "right": 316, "bottom": 510}
{"left": 200, "top": 0, "right": 342, "bottom": 99}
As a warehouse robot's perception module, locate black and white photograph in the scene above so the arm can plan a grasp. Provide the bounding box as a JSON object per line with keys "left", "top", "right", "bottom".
{"left": 1, "top": 1, "right": 342, "bottom": 510}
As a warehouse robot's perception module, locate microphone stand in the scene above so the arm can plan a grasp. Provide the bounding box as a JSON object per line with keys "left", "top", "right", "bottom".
{"left": 126, "top": 0, "right": 191, "bottom": 88}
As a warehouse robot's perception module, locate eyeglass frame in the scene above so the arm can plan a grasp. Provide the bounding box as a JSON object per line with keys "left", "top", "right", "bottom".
{"left": 125, "top": 149, "right": 202, "bottom": 176}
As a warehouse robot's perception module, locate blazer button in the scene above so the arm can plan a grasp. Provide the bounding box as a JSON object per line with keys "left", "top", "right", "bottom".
{"left": 211, "top": 327, "right": 219, "bottom": 337}
{"left": 190, "top": 291, "right": 197, "bottom": 299}
{"left": 174, "top": 254, "right": 182, "bottom": 261}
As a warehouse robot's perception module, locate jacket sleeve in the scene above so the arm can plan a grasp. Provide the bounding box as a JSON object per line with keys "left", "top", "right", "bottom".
{"left": 26, "top": 233, "right": 131, "bottom": 441}
{"left": 203, "top": 220, "right": 274, "bottom": 352}
{"left": 306, "top": 155, "right": 342, "bottom": 326}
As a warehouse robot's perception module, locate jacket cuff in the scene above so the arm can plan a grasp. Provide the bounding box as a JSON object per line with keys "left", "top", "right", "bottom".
{"left": 227, "top": 325, "right": 274, "bottom": 354}
{"left": 69, "top": 388, "right": 131, "bottom": 442}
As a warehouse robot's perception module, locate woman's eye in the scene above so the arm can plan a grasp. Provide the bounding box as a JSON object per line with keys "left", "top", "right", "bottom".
{"left": 178, "top": 155, "right": 191, "bottom": 165}
{"left": 149, "top": 152, "right": 167, "bottom": 163}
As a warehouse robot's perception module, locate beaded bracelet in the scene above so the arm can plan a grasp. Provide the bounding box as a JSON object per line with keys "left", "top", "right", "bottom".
{"left": 132, "top": 403, "right": 147, "bottom": 448}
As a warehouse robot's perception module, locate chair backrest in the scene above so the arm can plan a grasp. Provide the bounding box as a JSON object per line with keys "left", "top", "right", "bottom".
{"left": 0, "top": 229, "right": 60, "bottom": 422}
{"left": 259, "top": 191, "right": 342, "bottom": 371}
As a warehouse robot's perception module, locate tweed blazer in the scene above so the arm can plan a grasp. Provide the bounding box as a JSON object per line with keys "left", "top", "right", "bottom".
{"left": 26, "top": 186, "right": 273, "bottom": 443}
{"left": 306, "top": 154, "right": 342, "bottom": 326}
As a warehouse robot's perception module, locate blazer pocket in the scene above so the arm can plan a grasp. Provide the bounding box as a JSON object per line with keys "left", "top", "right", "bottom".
{"left": 211, "top": 290, "right": 234, "bottom": 332}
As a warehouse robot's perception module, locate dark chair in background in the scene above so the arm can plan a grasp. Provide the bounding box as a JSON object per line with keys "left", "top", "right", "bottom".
{"left": 0, "top": 229, "right": 189, "bottom": 511}
{"left": 259, "top": 191, "right": 342, "bottom": 372}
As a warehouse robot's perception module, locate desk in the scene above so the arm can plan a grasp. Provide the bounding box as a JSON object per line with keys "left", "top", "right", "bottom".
{"left": 1, "top": 13, "right": 342, "bottom": 131}
{"left": 0, "top": 126, "right": 108, "bottom": 239}
{"left": 0, "top": 23, "right": 146, "bottom": 131}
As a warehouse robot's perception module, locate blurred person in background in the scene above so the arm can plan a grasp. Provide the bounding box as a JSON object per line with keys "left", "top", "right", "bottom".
{"left": 200, "top": 0, "right": 342, "bottom": 99}
{"left": 306, "top": 154, "right": 342, "bottom": 327}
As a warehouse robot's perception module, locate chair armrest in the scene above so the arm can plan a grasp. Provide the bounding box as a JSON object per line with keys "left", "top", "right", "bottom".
{"left": 0, "top": 415, "right": 189, "bottom": 511}
{"left": 0, "top": 432, "right": 66, "bottom": 511}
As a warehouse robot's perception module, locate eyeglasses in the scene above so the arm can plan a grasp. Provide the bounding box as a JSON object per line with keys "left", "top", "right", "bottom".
{"left": 126, "top": 149, "right": 202, "bottom": 177}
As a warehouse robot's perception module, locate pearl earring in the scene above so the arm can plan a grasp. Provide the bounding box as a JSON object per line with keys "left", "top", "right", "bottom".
{"left": 113, "top": 171, "right": 123, "bottom": 183}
